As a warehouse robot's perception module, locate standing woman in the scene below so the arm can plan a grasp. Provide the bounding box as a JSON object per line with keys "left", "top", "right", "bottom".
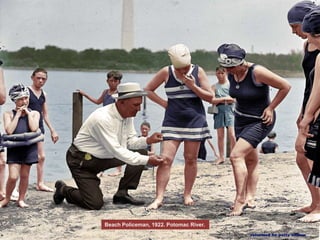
{"left": 145, "top": 43, "right": 212, "bottom": 209}
{"left": 287, "top": 0, "right": 320, "bottom": 219}
{"left": 217, "top": 44, "right": 291, "bottom": 216}
{"left": 299, "top": 9, "right": 320, "bottom": 223}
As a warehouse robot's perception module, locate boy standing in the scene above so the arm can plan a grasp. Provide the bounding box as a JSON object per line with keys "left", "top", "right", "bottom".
{"left": 28, "top": 68, "right": 59, "bottom": 192}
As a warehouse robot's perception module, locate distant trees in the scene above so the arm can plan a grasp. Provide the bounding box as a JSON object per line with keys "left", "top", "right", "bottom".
{"left": 0, "top": 45, "right": 303, "bottom": 76}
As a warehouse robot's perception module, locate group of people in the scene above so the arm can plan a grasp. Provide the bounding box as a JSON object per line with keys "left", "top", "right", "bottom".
{"left": 0, "top": 67, "right": 59, "bottom": 208}
{"left": 51, "top": 39, "right": 290, "bottom": 216}
{"left": 1, "top": 0, "right": 320, "bottom": 223}
{"left": 289, "top": 0, "right": 320, "bottom": 223}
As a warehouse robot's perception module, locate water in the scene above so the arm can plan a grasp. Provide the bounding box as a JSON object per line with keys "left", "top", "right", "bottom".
{"left": 1, "top": 69, "right": 304, "bottom": 183}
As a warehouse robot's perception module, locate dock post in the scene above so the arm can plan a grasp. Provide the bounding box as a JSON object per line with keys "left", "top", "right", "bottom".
{"left": 72, "top": 92, "right": 83, "bottom": 140}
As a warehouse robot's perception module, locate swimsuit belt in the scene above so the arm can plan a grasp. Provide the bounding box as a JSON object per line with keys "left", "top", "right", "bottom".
{"left": 234, "top": 109, "right": 262, "bottom": 119}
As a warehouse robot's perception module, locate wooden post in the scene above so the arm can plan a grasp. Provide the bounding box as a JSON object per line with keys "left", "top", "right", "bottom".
{"left": 142, "top": 95, "right": 147, "bottom": 118}
{"left": 72, "top": 92, "right": 83, "bottom": 141}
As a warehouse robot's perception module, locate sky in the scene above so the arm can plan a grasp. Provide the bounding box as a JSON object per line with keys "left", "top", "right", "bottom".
{"left": 0, "top": 0, "right": 318, "bottom": 54}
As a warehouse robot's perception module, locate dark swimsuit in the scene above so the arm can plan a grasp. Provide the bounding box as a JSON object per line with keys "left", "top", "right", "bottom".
{"left": 6, "top": 110, "right": 38, "bottom": 165}
{"left": 229, "top": 64, "right": 275, "bottom": 148}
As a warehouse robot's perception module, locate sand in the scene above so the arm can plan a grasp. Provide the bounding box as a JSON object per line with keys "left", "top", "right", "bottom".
{"left": 0, "top": 152, "right": 319, "bottom": 240}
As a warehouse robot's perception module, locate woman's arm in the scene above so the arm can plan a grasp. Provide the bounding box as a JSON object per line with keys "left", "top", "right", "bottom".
{"left": 255, "top": 65, "right": 291, "bottom": 111}
{"left": 144, "top": 67, "right": 168, "bottom": 108}
{"left": 254, "top": 65, "right": 291, "bottom": 125}
{"left": 183, "top": 66, "right": 213, "bottom": 103}
{"left": 299, "top": 54, "right": 320, "bottom": 134}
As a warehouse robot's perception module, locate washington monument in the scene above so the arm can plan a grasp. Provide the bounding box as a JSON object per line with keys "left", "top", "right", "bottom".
{"left": 121, "top": 0, "right": 134, "bottom": 51}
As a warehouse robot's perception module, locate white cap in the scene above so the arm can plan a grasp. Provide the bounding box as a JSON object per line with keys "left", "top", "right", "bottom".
{"left": 168, "top": 43, "right": 191, "bottom": 69}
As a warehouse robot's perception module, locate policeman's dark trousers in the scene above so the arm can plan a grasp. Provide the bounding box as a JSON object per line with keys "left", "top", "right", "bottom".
{"left": 62, "top": 144, "right": 145, "bottom": 210}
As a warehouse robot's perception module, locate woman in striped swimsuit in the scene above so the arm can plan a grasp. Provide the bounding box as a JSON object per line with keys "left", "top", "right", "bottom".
{"left": 145, "top": 44, "right": 213, "bottom": 209}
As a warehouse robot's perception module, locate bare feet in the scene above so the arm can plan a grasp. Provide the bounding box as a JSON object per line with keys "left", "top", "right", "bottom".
{"left": 146, "top": 199, "right": 163, "bottom": 210}
{"left": 0, "top": 199, "right": 9, "bottom": 208}
{"left": 108, "top": 171, "right": 121, "bottom": 177}
{"left": 230, "top": 201, "right": 256, "bottom": 210}
{"left": 292, "top": 205, "right": 314, "bottom": 214}
{"left": 10, "top": 189, "right": 19, "bottom": 201}
{"left": 36, "top": 184, "right": 53, "bottom": 192}
{"left": 184, "top": 196, "right": 195, "bottom": 206}
{"left": 17, "top": 200, "right": 29, "bottom": 208}
{"left": 0, "top": 193, "right": 4, "bottom": 201}
{"left": 214, "top": 158, "right": 225, "bottom": 165}
{"left": 298, "top": 209, "right": 320, "bottom": 223}
{"left": 228, "top": 201, "right": 246, "bottom": 216}
{"left": 246, "top": 199, "right": 256, "bottom": 209}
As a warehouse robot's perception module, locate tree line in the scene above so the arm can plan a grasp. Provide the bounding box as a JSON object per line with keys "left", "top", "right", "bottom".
{"left": 0, "top": 45, "right": 304, "bottom": 76}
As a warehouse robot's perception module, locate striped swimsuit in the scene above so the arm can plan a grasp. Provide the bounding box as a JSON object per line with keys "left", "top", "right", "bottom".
{"left": 161, "top": 65, "right": 211, "bottom": 141}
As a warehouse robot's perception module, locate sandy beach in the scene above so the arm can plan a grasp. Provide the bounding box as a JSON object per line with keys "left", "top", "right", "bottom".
{"left": 0, "top": 151, "right": 319, "bottom": 240}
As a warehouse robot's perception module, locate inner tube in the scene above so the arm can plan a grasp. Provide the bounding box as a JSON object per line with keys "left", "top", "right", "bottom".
{"left": 2, "top": 129, "right": 42, "bottom": 141}
{"left": 1, "top": 129, "right": 44, "bottom": 148}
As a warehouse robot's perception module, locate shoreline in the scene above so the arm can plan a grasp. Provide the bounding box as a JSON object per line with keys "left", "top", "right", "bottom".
{"left": 2, "top": 66, "right": 304, "bottom": 78}
{"left": 0, "top": 151, "right": 319, "bottom": 240}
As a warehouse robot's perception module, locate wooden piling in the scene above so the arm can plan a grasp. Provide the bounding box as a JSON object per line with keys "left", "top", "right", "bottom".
{"left": 72, "top": 92, "right": 83, "bottom": 140}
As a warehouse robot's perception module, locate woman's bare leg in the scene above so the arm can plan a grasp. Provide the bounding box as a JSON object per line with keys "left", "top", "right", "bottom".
{"left": 183, "top": 141, "right": 200, "bottom": 205}
{"left": 294, "top": 151, "right": 317, "bottom": 213}
{"left": 244, "top": 149, "right": 259, "bottom": 208}
{"left": 147, "top": 140, "right": 180, "bottom": 210}
{"left": 228, "top": 138, "right": 253, "bottom": 216}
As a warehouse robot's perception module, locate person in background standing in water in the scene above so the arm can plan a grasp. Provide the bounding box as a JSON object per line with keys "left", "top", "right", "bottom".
{"left": 0, "top": 61, "right": 6, "bottom": 201}
{"left": 77, "top": 70, "right": 123, "bottom": 177}
{"left": 211, "top": 66, "right": 236, "bottom": 164}
{"left": 260, "top": 131, "right": 278, "bottom": 154}
{"left": 28, "top": 68, "right": 59, "bottom": 192}
{"left": 287, "top": 1, "right": 320, "bottom": 222}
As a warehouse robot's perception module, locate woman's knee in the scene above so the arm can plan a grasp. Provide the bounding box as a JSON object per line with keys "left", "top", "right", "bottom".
{"left": 7, "top": 175, "right": 19, "bottom": 183}
{"left": 229, "top": 150, "right": 241, "bottom": 162}
{"left": 38, "top": 154, "right": 45, "bottom": 162}
{"left": 161, "top": 155, "right": 174, "bottom": 167}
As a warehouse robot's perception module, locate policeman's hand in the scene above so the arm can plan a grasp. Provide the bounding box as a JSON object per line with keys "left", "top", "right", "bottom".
{"left": 147, "top": 132, "right": 163, "bottom": 144}
{"left": 147, "top": 155, "right": 163, "bottom": 166}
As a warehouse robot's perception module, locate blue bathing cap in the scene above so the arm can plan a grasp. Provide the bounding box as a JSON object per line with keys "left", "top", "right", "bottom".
{"left": 217, "top": 44, "right": 246, "bottom": 67}
{"left": 287, "top": 1, "right": 317, "bottom": 24}
{"left": 302, "top": 8, "right": 320, "bottom": 34}
{"left": 9, "top": 83, "right": 30, "bottom": 102}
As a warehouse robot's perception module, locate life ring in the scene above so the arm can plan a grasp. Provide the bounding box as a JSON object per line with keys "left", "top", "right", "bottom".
{"left": 1, "top": 129, "right": 44, "bottom": 148}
